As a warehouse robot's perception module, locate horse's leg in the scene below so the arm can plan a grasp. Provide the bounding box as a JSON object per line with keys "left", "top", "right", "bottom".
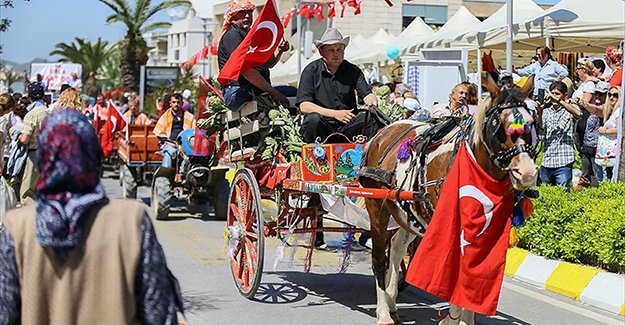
{"left": 365, "top": 197, "right": 394, "bottom": 325}
{"left": 459, "top": 308, "right": 476, "bottom": 325}
{"left": 439, "top": 304, "right": 462, "bottom": 325}
{"left": 387, "top": 223, "right": 417, "bottom": 323}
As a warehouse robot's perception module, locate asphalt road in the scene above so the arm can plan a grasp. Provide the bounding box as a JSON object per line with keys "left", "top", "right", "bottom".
{"left": 102, "top": 171, "right": 624, "bottom": 325}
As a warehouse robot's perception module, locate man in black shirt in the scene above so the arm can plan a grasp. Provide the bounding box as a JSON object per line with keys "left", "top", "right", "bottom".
{"left": 218, "top": 0, "right": 292, "bottom": 111}
{"left": 296, "top": 28, "right": 381, "bottom": 143}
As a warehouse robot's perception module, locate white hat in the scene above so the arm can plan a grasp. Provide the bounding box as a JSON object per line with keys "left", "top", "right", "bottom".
{"left": 596, "top": 81, "right": 610, "bottom": 93}
{"left": 314, "top": 28, "right": 350, "bottom": 49}
{"left": 403, "top": 98, "right": 420, "bottom": 111}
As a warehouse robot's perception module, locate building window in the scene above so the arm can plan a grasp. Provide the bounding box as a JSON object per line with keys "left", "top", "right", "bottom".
{"left": 174, "top": 50, "right": 179, "bottom": 61}
{"left": 181, "top": 33, "right": 186, "bottom": 47}
{"left": 402, "top": 4, "right": 447, "bottom": 28}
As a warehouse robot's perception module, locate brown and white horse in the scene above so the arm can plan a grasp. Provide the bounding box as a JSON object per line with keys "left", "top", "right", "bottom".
{"left": 359, "top": 75, "right": 538, "bottom": 325}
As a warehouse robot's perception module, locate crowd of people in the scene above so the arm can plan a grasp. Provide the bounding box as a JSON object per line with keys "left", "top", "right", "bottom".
{"left": 0, "top": 81, "right": 185, "bottom": 323}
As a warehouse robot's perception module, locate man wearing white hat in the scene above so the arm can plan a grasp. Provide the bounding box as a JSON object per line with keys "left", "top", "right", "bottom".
{"left": 296, "top": 28, "right": 381, "bottom": 144}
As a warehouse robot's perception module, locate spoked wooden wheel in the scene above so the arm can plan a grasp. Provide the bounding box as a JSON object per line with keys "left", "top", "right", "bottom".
{"left": 227, "top": 168, "right": 265, "bottom": 298}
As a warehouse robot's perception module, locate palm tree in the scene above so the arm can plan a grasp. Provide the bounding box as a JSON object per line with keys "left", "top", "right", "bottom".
{"left": 1, "top": 68, "right": 22, "bottom": 92}
{"left": 50, "top": 37, "right": 113, "bottom": 97}
{"left": 98, "top": 0, "right": 191, "bottom": 92}
{"left": 98, "top": 45, "right": 123, "bottom": 92}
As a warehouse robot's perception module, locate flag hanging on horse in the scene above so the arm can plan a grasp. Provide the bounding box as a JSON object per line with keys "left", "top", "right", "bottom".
{"left": 100, "top": 102, "right": 126, "bottom": 158}
{"left": 405, "top": 141, "right": 514, "bottom": 315}
{"left": 217, "top": 0, "right": 284, "bottom": 87}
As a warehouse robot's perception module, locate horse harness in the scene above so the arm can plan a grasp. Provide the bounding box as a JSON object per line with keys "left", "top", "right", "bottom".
{"left": 358, "top": 100, "right": 538, "bottom": 236}
{"left": 359, "top": 116, "right": 467, "bottom": 236}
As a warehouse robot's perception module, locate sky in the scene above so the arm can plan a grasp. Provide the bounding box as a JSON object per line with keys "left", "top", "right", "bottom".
{"left": 1, "top": 0, "right": 178, "bottom": 65}
{"left": 1, "top": 0, "right": 563, "bottom": 65}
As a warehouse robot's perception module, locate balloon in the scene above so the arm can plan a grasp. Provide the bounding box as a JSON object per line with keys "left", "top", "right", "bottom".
{"left": 386, "top": 45, "right": 400, "bottom": 60}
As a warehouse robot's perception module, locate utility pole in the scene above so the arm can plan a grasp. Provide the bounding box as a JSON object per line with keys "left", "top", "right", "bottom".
{"left": 506, "top": 0, "right": 513, "bottom": 73}
{"left": 296, "top": 0, "right": 302, "bottom": 80}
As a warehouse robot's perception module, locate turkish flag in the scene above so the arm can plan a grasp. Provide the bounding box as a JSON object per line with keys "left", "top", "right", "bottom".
{"left": 313, "top": 3, "right": 324, "bottom": 22}
{"left": 298, "top": 4, "right": 312, "bottom": 20}
{"left": 405, "top": 141, "right": 514, "bottom": 315}
{"left": 281, "top": 9, "right": 295, "bottom": 28}
{"left": 217, "top": 0, "right": 284, "bottom": 87}
{"left": 100, "top": 102, "right": 127, "bottom": 158}
{"left": 339, "top": 0, "right": 347, "bottom": 17}
{"left": 327, "top": 2, "right": 336, "bottom": 19}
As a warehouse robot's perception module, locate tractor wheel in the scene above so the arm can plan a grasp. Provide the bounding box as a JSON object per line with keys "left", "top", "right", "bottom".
{"left": 152, "top": 176, "right": 172, "bottom": 220}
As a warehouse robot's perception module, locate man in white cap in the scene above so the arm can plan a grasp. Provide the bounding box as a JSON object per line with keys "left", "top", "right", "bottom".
{"left": 296, "top": 28, "right": 381, "bottom": 144}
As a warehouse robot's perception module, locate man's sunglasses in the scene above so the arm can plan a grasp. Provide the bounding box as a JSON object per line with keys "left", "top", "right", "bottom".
{"left": 608, "top": 93, "right": 619, "bottom": 98}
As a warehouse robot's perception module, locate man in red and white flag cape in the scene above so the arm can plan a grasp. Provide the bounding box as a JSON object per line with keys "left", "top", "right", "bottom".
{"left": 100, "top": 101, "right": 126, "bottom": 158}
{"left": 217, "top": 0, "right": 293, "bottom": 110}
{"left": 405, "top": 141, "right": 514, "bottom": 320}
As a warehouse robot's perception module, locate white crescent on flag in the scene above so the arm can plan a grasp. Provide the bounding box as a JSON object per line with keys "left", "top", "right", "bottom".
{"left": 256, "top": 21, "right": 278, "bottom": 52}
{"left": 459, "top": 185, "right": 494, "bottom": 237}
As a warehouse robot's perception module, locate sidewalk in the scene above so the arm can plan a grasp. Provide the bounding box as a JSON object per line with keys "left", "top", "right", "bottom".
{"left": 505, "top": 247, "right": 625, "bottom": 317}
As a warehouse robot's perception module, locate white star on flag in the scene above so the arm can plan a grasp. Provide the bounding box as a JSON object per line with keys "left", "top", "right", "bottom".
{"left": 460, "top": 229, "right": 471, "bottom": 256}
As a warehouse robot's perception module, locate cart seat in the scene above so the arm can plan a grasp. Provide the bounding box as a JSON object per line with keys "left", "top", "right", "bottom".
{"left": 222, "top": 98, "right": 296, "bottom": 142}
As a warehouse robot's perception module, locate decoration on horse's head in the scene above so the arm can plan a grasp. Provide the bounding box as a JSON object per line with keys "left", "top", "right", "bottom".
{"left": 506, "top": 105, "right": 532, "bottom": 135}
{"left": 507, "top": 117, "right": 531, "bottom": 135}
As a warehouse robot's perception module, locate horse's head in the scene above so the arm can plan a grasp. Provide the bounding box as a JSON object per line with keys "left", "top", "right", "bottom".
{"left": 476, "top": 74, "right": 538, "bottom": 190}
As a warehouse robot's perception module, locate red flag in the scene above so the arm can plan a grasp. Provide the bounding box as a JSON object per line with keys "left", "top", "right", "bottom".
{"left": 100, "top": 102, "right": 127, "bottom": 158}
{"left": 298, "top": 4, "right": 312, "bottom": 20}
{"left": 339, "top": 0, "right": 347, "bottom": 17}
{"left": 327, "top": 2, "right": 336, "bottom": 19}
{"left": 217, "top": 0, "right": 284, "bottom": 87}
{"left": 405, "top": 141, "right": 514, "bottom": 315}
{"left": 313, "top": 3, "right": 324, "bottom": 22}
{"left": 281, "top": 9, "right": 295, "bottom": 28}
{"left": 348, "top": 0, "right": 362, "bottom": 15}
{"left": 200, "top": 45, "right": 209, "bottom": 59}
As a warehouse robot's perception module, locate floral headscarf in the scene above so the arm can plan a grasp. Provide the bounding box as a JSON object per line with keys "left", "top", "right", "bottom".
{"left": 221, "top": 0, "right": 255, "bottom": 35}
{"left": 35, "top": 109, "right": 107, "bottom": 258}
{"left": 606, "top": 44, "right": 623, "bottom": 65}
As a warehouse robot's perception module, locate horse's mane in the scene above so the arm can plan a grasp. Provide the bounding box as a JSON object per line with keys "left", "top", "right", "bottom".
{"left": 472, "top": 87, "right": 526, "bottom": 143}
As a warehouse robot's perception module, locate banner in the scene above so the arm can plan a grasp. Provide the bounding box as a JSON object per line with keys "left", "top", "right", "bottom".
{"left": 30, "top": 63, "right": 82, "bottom": 91}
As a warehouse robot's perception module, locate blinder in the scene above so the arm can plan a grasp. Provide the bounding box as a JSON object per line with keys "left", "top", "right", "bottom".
{"left": 483, "top": 101, "right": 537, "bottom": 169}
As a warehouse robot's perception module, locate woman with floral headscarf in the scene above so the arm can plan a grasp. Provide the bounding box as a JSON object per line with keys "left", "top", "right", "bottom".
{"left": 0, "top": 109, "right": 182, "bottom": 324}
{"left": 606, "top": 43, "right": 623, "bottom": 87}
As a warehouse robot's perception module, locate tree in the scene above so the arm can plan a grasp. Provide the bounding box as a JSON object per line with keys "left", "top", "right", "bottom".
{"left": 98, "top": 0, "right": 191, "bottom": 92}
{"left": 1, "top": 68, "right": 22, "bottom": 92}
{"left": 98, "top": 45, "right": 123, "bottom": 92}
{"left": 50, "top": 37, "right": 113, "bottom": 97}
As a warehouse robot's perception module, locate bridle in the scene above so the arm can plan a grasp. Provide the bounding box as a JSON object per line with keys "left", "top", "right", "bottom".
{"left": 482, "top": 101, "right": 537, "bottom": 170}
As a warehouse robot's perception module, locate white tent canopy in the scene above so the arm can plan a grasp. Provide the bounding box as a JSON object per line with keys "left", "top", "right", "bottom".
{"left": 346, "top": 28, "right": 397, "bottom": 65}
{"left": 456, "top": 0, "right": 625, "bottom": 52}
{"left": 448, "top": 0, "right": 545, "bottom": 49}
{"left": 404, "top": 6, "right": 481, "bottom": 54}
{"left": 398, "top": 16, "right": 434, "bottom": 39}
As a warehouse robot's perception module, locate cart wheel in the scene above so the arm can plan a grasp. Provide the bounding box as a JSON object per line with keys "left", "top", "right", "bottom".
{"left": 120, "top": 164, "right": 137, "bottom": 199}
{"left": 152, "top": 176, "right": 171, "bottom": 220}
{"left": 227, "top": 168, "right": 264, "bottom": 298}
{"left": 212, "top": 177, "right": 230, "bottom": 221}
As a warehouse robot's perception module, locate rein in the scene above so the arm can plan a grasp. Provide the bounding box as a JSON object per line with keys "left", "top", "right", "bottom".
{"left": 482, "top": 101, "right": 537, "bottom": 170}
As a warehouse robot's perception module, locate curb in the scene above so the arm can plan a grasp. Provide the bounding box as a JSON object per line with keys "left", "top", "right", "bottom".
{"left": 505, "top": 247, "right": 625, "bottom": 316}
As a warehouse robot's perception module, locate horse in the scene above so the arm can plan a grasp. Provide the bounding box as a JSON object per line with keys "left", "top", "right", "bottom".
{"left": 359, "top": 75, "right": 538, "bottom": 325}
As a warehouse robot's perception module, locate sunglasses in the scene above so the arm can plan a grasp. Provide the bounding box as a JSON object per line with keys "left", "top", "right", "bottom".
{"left": 608, "top": 93, "right": 619, "bottom": 98}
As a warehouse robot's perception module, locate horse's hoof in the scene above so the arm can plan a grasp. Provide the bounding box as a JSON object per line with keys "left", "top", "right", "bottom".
{"left": 390, "top": 311, "right": 400, "bottom": 323}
